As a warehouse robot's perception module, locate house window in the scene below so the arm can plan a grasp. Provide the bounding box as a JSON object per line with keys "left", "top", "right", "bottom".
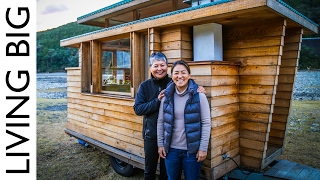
{"left": 101, "top": 38, "right": 131, "bottom": 94}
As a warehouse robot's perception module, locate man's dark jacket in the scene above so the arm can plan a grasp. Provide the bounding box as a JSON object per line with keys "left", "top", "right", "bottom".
{"left": 133, "top": 74, "right": 171, "bottom": 140}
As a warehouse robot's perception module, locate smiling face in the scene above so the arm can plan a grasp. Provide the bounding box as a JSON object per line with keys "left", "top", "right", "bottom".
{"left": 172, "top": 64, "right": 191, "bottom": 93}
{"left": 150, "top": 60, "right": 168, "bottom": 80}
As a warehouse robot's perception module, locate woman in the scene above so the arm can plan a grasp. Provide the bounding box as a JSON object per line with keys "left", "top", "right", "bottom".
{"left": 134, "top": 53, "right": 205, "bottom": 180}
{"left": 157, "top": 60, "right": 211, "bottom": 180}
{"left": 133, "top": 52, "right": 170, "bottom": 180}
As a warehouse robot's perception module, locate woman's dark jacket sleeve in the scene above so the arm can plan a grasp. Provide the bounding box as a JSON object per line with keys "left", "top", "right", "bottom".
{"left": 133, "top": 82, "right": 161, "bottom": 116}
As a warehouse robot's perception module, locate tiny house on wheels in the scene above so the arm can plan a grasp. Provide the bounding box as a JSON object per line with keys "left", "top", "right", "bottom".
{"left": 61, "top": 0, "right": 318, "bottom": 179}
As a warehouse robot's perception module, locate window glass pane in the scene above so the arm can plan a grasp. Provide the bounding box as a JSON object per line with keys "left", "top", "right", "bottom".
{"left": 101, "top": 39, "right": 131, "bottom": 93}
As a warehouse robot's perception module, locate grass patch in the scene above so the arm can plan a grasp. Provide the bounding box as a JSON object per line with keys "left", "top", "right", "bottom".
{"left": 37, "top": 98, "right": 67, "bottom": 124}
{"left": 279, "top": 100, "right": 320, "bottom": 169}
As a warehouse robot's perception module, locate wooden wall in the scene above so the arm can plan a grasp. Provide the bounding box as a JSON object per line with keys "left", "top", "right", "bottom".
{"left": 65, "top": 19, "right": 302, "bottom": 179}
{"left": 65, "top": 68, "right": 144, "bottom": 157}
{"left": 149, "top": 25, "right": 193, "bottom": 63}
{"left": 223, "top": 19, "right": 286, "bottom": 170}
{"left": 167, "top": 62, "right": 241, "bottom": 179}
{"left": 66, "top": 61, "right": 240, "bottom": 180}
{"left": 271, "top": 28, "right": 302, "bottom": 148}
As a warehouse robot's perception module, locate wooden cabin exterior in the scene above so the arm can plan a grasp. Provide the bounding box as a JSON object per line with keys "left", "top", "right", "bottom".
{"left": 61, "top": 0, "right": 318, "bottom": 179}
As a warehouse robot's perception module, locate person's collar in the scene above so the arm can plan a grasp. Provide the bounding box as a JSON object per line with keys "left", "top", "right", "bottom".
{"left": 152, "top": 74, "right": 169, "bottom": 83}
{"left": 175, "top": 86, "right": 188, "bottom": 97}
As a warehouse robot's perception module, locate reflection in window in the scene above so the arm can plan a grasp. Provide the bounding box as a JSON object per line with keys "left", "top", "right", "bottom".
{"left": 101, "top": 49, "right": 131, "bottom": 93}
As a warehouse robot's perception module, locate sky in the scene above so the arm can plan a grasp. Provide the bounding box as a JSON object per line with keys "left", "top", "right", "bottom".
{"left": 37, "top": 0, "right": 121, "bottom": 32}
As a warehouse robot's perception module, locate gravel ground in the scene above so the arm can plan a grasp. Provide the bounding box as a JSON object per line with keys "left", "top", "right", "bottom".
{"left": 293, "top": 70, "right": 320, "bottom": 100}
{"left": 36, "top": 70, "right": 320, "bottom": 100}
{"left": 37, "top": 72, "right": 67, "bottom": 99}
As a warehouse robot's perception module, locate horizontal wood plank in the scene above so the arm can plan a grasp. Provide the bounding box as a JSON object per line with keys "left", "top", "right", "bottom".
{"left": 66, "top": 123, "right": 144, "bottom": 157}
{"left": 211, "top": 94, "right": 239, "bottom": 106}
{"left": 161, "top": 40, "right": 192, "bottom": 51}
{"left": 224, "top": 46, "right": 282, "bottom": 58}
{"left": 239, "top": 94, "right": 274, "bottom": 104}
{"left": 240, "top": 129, "right": 268, "bottom": 142}
{"left": 240, "top": 103, "right": 273, "bottom": 114}
{"left": 211, "top": 130, "right": 239, "bottom": 149}
{"left": 211, "top": 103, "right": 239, "bottom": 118}
{"left": 211, "top": 121, "right": 239, "bottom": 138}
{"left": 277, "top": 74, "right": 295, "bottom": 83}
{"left": 279, "top": 66, "right": 297, "bottom": 75}
{"left": 225, "top": 36, "right": 283, "bottom": 49}
{"left": 239, "top": 65, "right": 279, "bottom": 76}
{"left": 161, "top": 32, "right": 191, "bottom": 42}
{"left": 269, "top": 129, "right": 285, "bottom": 139}
{"left": 162, "top": 49, "right": 192, "bottom": 59}
{"left": 211, "top": 148, "right": 239, "bottom": 168}
{"left": 213, "top": 155, "right": 240, "bottom": 180}
{"left": 280, "top": 58, "right": 298, "bottom": 66}
{"left": 241, "top": 155, "right": 262, "bottom": 170}
{"left": 240, "top": 138, "right": 266, "bottom": 151}
{"left": 240, "top": 147, "right": 265, "bottom": 159}
{"left": 270, "top": 122, "right": 287, "bottom": 131}
{"left": 240, "top": 75, "right": 278, "bottom": 85}
{"left": 211, "top": 112, "right": 238, "bottom": 128}
{"left": 239, "top": 85, "right": 276, "bottom": 95}
{"left": 240, "top": 120, "right": 270, "bottom": 133}
{"left": 272, "top": 114, "right": 289, "bottom": 123}
{"left": 225, "top": 56, "right": 281, "bottom": 66}
{"left": 275, "top": 91, "right": 293, "bottom": 99}
{"left": 239, "top": 112, "right": 271, "bottom": 124}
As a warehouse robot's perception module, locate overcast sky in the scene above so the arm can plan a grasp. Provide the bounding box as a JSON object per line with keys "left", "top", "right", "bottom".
{"left": 37, "top": 0, "right": 121, "bottom": 31}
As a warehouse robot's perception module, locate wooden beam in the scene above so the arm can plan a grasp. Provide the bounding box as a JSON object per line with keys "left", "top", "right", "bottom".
{"left": 105, "top": 18, "right": 110, "bottom": 28}
{"left": 131, "top": 32, "right": 144, "bottom": 97}
{"left": 81, "top": 42, "right": 90, "bottom": 92}
{"left": 91, "top": 40, "right": 101, "bottom": 93}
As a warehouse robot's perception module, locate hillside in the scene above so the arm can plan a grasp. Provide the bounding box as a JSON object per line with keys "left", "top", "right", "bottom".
{"left": 37, "top": 22, "right": 102, "bottom": 73}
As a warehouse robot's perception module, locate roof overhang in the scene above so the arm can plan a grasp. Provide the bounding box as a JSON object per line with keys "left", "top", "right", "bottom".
{"left": 61, "top": 0, "right": 318, "bottom": 48}
{"left": 77, "top": 0, "right": 190, "bottom": 27}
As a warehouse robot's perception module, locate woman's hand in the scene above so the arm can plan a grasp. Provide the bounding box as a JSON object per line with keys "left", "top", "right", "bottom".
{"left": 197, "top": 86, "right": 206, "bottom": 94}
{"left": 158, "top": 147, "right": 166, "bottom": 159}
{"left": 158, "top": 89, "right": 165, "bottom": 101}
{"left": 196, "top": 150, "right": 207, "bottom": 162}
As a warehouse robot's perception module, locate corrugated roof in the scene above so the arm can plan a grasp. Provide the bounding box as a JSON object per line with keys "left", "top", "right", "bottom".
{"left": 277, "top": 0, "right": 318, "bottom": 27}
{"left": 62, "top": 0, "right": 233, "bottom": 42}
{"left": 77, "top": 0, "right": 133, "bottom": 21}
{"left": 61, "top": 0, "right": 318, "bottom": 43}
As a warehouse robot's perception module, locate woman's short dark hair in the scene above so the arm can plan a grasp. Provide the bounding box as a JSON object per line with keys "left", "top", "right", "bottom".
{"left": 149, "top": 52, "right": 168, "bottom": 67}
{"left": 171, "top": 60, "right": 191, "bottom": 74}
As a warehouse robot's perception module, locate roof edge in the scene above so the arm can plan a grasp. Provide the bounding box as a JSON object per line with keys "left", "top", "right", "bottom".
{"left": 268, "top": 0, "right": 318, "bottom": 34}
{"left": 77, "top": 0, "right": 133, "bottom": 21}
{"left": 277, "top": 0, "right": 318, "bottom": 27}
{"left": 62, "top": 0, "right": 233, "bottom": 43}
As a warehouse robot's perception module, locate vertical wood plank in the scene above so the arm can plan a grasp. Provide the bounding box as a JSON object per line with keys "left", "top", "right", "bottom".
{"left": 81, "top": 42, "right": 90, "bottom": 92}
{"left": 131, "top": 32, "right": 143, "bottom": 97}
{"left": 91, "top": 40, "right": 101, "bottom": 93}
